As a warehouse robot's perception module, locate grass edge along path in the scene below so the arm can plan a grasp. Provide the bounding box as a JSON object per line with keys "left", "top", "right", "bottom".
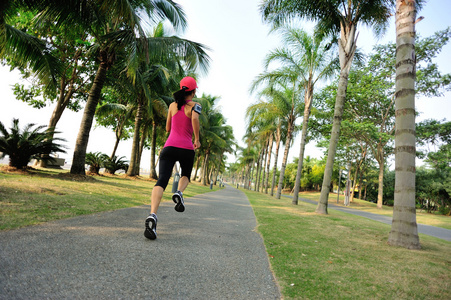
{"left": 0, "top": 167, "right": 221, "bottom": 230}
{"left": 296, "top": 191, "right": 451, "bottom": 230}
{"left": 242, "top": 188, "right": 451, "bottom": 300}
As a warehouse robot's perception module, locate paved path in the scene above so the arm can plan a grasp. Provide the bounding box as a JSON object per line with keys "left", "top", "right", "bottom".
{"left": 0, "top": 186, "right": 280, "bottom": 300}
{"left": 284, "top": 196, "right": 451, "bottom": 242}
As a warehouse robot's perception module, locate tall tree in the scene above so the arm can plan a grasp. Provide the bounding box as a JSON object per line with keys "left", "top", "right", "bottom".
{"left": 261, "top": 0, "right": 397, "bottom": 213}
{"left": 70, "top": 0, "right": 210, "bottom": 175}
{"left": 388, "top": 0, "right": 422, "bottom": 249}
{"left": 0, "top": 0, "right": 62, "bottom": 88}
{"left": 250, "top": 80, "right": 301, "bottom": 198}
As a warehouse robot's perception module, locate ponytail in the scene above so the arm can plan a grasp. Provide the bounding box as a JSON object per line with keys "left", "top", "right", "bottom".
{"left": 173, "top": 87, "right": 195, "bottom": 110}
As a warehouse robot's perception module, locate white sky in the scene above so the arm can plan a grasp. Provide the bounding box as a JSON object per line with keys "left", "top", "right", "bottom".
{"left": 0, "top": 0, "right": 450, "bottom": 171}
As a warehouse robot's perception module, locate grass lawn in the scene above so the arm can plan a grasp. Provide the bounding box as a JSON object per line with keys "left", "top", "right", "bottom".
{"left": 0, "top": 166, "right": 219, "bottom": 230}
{"left": 244, "top": 189, "right": 451, "bottom": 300}
{"left": 2, "top": 167, "right": 450, "bottom": 299}
{"left": 295, "top": 191, "right": 451, "bottom": 230}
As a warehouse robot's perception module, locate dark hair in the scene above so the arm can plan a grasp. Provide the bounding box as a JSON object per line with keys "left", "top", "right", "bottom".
{"left": 173, "top": 87, "right": 195, "bottom": 110}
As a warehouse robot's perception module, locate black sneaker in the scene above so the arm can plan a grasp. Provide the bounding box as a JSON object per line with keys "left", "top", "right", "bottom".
{"left": 172, "top": 190, "right": 185, "bottom": 212}
{"left": 144, "top": 213, "right": 157, "bottom": 240}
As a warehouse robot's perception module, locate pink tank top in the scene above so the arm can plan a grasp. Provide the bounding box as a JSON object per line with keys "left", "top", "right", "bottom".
{"left": 164, "top": 104, "right": 194, "bottom": 150}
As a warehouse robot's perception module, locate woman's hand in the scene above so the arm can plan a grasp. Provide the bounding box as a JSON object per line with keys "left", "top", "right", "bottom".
{"left": 193, "top": 139, "right": 201, "bottom": 150}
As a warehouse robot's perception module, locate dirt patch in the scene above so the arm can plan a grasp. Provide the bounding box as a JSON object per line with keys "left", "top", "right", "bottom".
{"left": 0, "top": 165, "right": 33, "bottom": 174}
{"left": 56, "top": 172, "right": 97, "bottom": 182}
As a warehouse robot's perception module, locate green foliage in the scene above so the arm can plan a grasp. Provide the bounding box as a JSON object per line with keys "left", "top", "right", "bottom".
{"left": 3, "top": 8, "right": 94, "bottom": 110}
{"left": 0, "top": 119, "right": 66, "bottom": 169}
{"left": 103, "top": 155, "right": 129, "bottom": 175}
{"left": 282, "top": 156, "right": 325, "bottom": 192}
{"left": 416, "top": 167, "right": 450, "bottom": 215}
{"left": 85, "top": 152, "right": 107, "bottom": 175}
{"left": 84, "top": 152, "right": 129, "bottom": 175}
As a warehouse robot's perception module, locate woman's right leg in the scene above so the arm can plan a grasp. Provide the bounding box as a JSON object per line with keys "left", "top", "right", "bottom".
{"left": 150, "top": 147, "right": 176, "bottom": 214}
{"left": 150, "top": 186, "right": 164, "bottom": 215}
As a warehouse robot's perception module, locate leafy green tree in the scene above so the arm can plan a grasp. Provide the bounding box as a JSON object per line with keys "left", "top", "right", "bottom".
{"left": 5, "top": 9, "right": 93, "bottom": 128}
{"left": 0, "top": 119, "right": 66, "bottom": 169}
{"left": 1, "top": 0, "right": 62, "bottom": 88}
{"left": 95, "top": 86, "right": 135, "bottom": 159}
{"left": 416, "top": 119, "right": 451, "bottom": 215}
{"left": 261, "top": 0, "right": 401, "bottom": 214}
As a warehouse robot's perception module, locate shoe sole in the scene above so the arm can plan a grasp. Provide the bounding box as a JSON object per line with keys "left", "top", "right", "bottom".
{"left": 144, "top": 217, "right": 157, "bottom": 240}
{"left": 172, "top": 194, "right": 185, "bottom": 212}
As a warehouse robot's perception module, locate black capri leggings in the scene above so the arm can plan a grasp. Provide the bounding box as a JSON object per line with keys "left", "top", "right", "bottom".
{"left": 155, "top": 146, "right": 195, "bottom": 190}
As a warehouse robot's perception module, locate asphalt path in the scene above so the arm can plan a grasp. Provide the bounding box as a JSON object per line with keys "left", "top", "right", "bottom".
{"left": 284, "top": 195, "right": 451, "bottom": 242}
{"left": 0, "top": 185, "right": 280, "bottom": 300}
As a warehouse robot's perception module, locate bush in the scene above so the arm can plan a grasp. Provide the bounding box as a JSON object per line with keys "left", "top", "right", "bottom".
{"left": 0, "top": 119, "right": 66, "bottom": 169}
{"left": 85, "top": 152, "right": 107, "bottom": 175}
{"left": 104, "top": 155, "right": 129, "bottom": 174}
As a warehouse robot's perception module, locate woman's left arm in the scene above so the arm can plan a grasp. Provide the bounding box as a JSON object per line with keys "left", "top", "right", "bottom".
{"left": 166, "top": 103, "right": 174, "bottom": 132}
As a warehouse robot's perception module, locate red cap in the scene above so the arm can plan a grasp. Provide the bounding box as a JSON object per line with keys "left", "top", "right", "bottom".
{"left": 180, "top": 76, "right": 198, "bottom": 91}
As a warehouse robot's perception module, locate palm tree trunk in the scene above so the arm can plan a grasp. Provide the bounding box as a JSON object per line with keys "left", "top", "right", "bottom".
{"left": 261, "top": 138, "right": 269, "bottom": 193}
{"left": 388, "top": 0, "right": 420, "bottom": 249}
{"left": 201, "top": 150, "right": 210, "bottom": 185}
{"left": 265, "top": 133, "right": 274, "bottom": 194}
{"left": 127, "top": 101, "right": 143, "bottom": 176}
{"left": 316, "top": 23, "right": 358, "bottom": 214}
{"left": 255, "top": 149, "right": 262, "bottom": 191}
{"left": 136, "top": 122, "right": 148, "bottom": 176}
{"left": 150, "top": 120, "right": 158, "bottom": 179}
{"left": 271, "top": 123, "right": 282, "bottom": 196}
{"left": 293, "top": 87, "right": 313, "bottom": 205}
{"left": 192, "top": 154, "right": 200, "bottom": 181}
{"left": 110, "top": 136, "right": 120, "bottom": 159}
{"left": 276, "top": 118, "right": 294, "bottom": 199}
{"left": 70, "top": 61, "right": 108, "bottom": 175}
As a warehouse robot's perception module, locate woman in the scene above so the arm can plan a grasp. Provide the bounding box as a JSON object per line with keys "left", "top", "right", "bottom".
{"left": 144, "top": 76, "right": 201, "bottom": 240}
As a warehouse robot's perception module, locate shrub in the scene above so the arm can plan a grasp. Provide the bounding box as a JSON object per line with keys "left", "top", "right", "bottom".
{"left": 104, "top": 155, "right": 129, "bottom": 174}
{"left": 0, "top": 119, "right": 66, "bottom": 169}
{"left": 85, "top": 152, "right": 107, "bottom": 175}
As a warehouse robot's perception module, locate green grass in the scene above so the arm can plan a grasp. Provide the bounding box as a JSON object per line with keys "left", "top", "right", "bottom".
{"left": 2, "top": 167, "right": 450, "bottom": 299}
{"left": 0, "top": 166, "right": 220, "bottom": 230}
{"left": 244, "top": 189, "right": 451, "bottom": 300}
{"left": 296, "top": 191, "right": 451, "bottom": 230}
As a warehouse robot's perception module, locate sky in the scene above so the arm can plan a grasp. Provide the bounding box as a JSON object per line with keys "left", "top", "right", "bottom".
{"left": 0, "top": 0, "right": 450, "bottom": 171}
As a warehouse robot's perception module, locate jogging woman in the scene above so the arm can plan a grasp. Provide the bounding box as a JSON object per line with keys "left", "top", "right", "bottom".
{"left": 144, "top": 76, "right": 201, "bottom": 240}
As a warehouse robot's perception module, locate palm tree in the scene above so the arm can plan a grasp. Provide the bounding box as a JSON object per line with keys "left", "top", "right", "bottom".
{"left": 70, "top": 1, "right": 210, "bottom": 175}
{"left": 261, "top": 0, "right": 397, "bottom": 213}
{"left": 196, "top": 95, "right": 229, "bottom": 185}
{"left": 95, "top": 83, "right": 136, "bottom": 159}
{"left": 103, "top": 155, "right": 129, "bottom": 175}
{"left": 387, "top": 0, "right": 422, "bottom": 249}
{"left": 85, "top": 152, "right": 106, "bottom": 175}
{"left": 251, "top": 79, "right": 302, "bottom": 199}
{"left": 126, "top": 63, "right": 170, "bottom": 176}
{"left": 264, "top": 26, "right": 337, "bottom": 204}
{"left": 0, "top": 119, "right": 66, "bottom": 169}
{"left": 246, "top": 100, "right": 278, "bottom": 194}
